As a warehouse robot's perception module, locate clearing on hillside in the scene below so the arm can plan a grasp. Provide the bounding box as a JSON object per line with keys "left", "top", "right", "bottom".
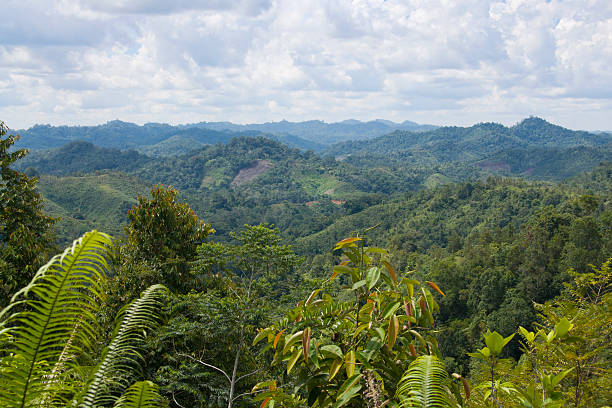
{"left": 231, "top": 160, "right": 273, "bottom": 187}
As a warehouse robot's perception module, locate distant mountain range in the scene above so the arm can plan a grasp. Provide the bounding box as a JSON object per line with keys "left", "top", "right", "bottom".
{"left": 13, "top": 118, "right": 437, "bottom": 153}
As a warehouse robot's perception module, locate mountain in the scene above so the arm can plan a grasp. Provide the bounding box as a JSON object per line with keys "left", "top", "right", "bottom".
{"left": 189, "top": 119, "right": 437, "bottom": 145}
{"left": 13, "top": 121, "right": 324, "bottom": 154}
{"left": 13, "top": 118, "right": 435, "bottom": 153}
{"left": 325, "top": 117, "right": 612, "bottom": 180}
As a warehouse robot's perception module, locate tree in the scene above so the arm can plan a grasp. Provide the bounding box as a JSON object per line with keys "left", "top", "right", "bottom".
{"left": 118, "top": 184, "right": 213, "bottom": 296}
{"left": 151, "top": 224, "right": 303, "bottom": 408}
{"left": 0, "top": 121, "right": 56, "bottom": 306}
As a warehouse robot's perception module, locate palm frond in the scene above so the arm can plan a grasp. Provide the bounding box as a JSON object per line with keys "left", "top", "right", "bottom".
{"left": 396, "top": 355, "right": 454, "bottom": 408}
{"left": 0, "top": 231, "right": 113, "bottom": 408}
{"left": 81, "top": 284, "right": 168, "bottom": 407}
{"left": 112, "top": 381, "right": 167, "bottom": 408}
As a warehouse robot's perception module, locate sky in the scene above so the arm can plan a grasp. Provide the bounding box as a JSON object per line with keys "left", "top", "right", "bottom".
{"left": 1, "top": 0, "right": 611, "bottom": 131}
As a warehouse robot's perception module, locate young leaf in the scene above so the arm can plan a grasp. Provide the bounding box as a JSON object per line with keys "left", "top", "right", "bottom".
{"left": 387, "top": 315, "right": 399, "bottom": 350}
{"left": 426, "top": 281, "right": 445, "bottom": 297}
{"left": 302, "top": 328, "right": 311, "bottom": 362}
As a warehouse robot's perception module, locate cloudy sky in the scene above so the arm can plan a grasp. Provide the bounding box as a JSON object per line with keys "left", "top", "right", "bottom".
{"left": 1, "top": 0, "right": 611, "bottom": 130}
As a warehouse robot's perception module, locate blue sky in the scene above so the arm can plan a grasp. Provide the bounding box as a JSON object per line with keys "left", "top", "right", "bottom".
{"left": 1, "top": 0, "right": 611, "bottom": 130}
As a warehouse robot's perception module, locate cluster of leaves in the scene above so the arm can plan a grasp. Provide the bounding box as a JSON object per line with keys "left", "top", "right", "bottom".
{"left": 0, "top": 231, "right": 169, "bottom": 407}
{"left": 251, "top": 236, "right": 468, "bottom": 407}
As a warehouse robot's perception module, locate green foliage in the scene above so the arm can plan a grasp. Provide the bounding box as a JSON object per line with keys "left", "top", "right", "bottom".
{"left": 0, "top": 231, "right": 168, "bottom": 408}
{"left": 0, "top": 231, "right": 112, "bottom": 407}
{"left": 120, "top": 184, "right": 213, "bottom": 295}
{"left": 396, "top": 355, "right": 455, "bottom": 408}
{"left": 253, "top": 236, "right": 452, "bottom": 407}
{"left": 0, "top": 121, "right": 56, "bottom": 306}
{"left": 81, "top": 284, "right": 168, "bottom": 407}
{"left": 113, "top": 381, "right": 167, "bottom": 408}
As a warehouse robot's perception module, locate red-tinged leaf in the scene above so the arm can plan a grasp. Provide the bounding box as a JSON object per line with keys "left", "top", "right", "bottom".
{"left": 387, "top": 315, "right": 399, "bottom": 350}
{"left": 382, "top": 260, "right": 397, "bottom": 285}
{"left": 273, "top": 329, "right": 286, "bottom": 349}
{"left": 334, "top": 237, "right": 362, "bottom": 250}
{"left": 294, "top": 314, "right": 302, "bottom": 324}
{"left": 409, "top": 343, "right": 417, "bottom": 357}
{"left": 426, "top": 281, "right": 446, "bottom": 297}
{"left": 260, "top": 397, "right": 270, "bottom": 408}
{"left": 419, "top": 296, "right": 427, "bottom": 312}
{"left": 404, "top": 300, "right": 412, "bottom": 316}
{"left": 452, "top": 373, "right": 470, "bottom": 398}
{"left": 302, "top": 327, "right": 311, "bottom": 362}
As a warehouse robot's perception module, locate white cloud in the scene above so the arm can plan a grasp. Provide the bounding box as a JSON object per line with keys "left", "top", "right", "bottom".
{"left": 0, "top": 0, "right": 611, "bottom": 130}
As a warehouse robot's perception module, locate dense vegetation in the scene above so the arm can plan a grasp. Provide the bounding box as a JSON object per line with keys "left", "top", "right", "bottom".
{"left": 1, "top": 119, "right": 610, "bottom": 407}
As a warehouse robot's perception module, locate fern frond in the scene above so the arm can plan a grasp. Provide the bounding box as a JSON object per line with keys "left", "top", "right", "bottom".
{"left": 81, "top": 284, "right": 168, "bottom": 407}
{"left": 0, "top": 231, "right": 113, "bottom": 408}
{"left": 112, "top": 381, "right": 167, "bottom": 408}
{"left": 396, "top": 355, "right": 454, "bottom": 408}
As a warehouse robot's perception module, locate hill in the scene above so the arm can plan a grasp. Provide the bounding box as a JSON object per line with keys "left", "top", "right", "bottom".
{"left": 325, "top": 117, "right": 612, "bottom": 180}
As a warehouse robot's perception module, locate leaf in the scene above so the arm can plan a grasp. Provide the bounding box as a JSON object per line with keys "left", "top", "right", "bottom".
{"left": 321, "top": 345, "right": 343, "bottom": 359}
{"left": 287, "top": 348, "right": 302, "bottom": 374}
{"left": 426, "top": 281, "right": 445, "bottom": 297}
{"left": 352, "top": 280, "right": 367, "bottom": 290}
{"left": 554, "top": 318, "right": 573, "bottom": 338}
{"left": 484, "top": 330, "right": 514, "bottom": 356}
{"left": 334, "top": 237, "right": 362, "bottom": 250}
{"left": 382, "top": 261, "right": 397, "bottom": 285}
{"left": 273, "top": 329, "right": 286, "bottom": 349}
{"left": 252, "top": 380, "right": 277, "bottom": 393}
{"left": 366, "top": 267, "right": 381, "bottom": 290}
{"left": 363, "top": 337, "right": 383, "bottom": 362}
{"left": 345, "top": 350, "right": 356, "bottom": 377}
{"left": 387, "top": 315, "right": 399, "bottom": 350}
{"left": 305, "top": 289, "right": 321, "bottom": 306}
{"left": 396, "top": 356, "right": 452, "bottom": 407}
{"left": 112, "top": 381, "right": 165, "bottom": 408}
{"left": 382, "top": 302, "right": 401, "bottom": 319}
{"left": 282, "top": 331, "right": 304, "bottom": 354}
{"left": 334, "top": 375, "right": 363, "bottom": 408}
{"left": 302, "top": 328, "right": 311, "bottom": 362}
{"left": 0, "top": 231, "right": 114, "bottom": 408}
{"left": 331, "top": 265, "right": 353, "bottom": 281}
{"left": 253, "top": 328, "right": 271, "bottom": 346}
{"left": 329, "top": 359, "right": 343, "bottom": 380}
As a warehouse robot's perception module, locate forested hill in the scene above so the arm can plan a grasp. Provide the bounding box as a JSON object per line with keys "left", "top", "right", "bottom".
{"left": 13, "top": 120, "right": 322, "bottom": 153}
{"left": 325, "top": 117, "right": 612, "bottom": 180}
{"left": 13, "top": 117, "right": 435, "bottom": 153}
{"left": 191, "top": 118, "right": 437, "bottom": 144}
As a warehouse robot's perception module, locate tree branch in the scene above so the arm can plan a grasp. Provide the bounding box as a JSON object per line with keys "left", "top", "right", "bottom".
{"left": 178, "top": 353, "right": 231, "bottom": 383}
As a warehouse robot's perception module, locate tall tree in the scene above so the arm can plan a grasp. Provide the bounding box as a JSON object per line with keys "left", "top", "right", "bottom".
{"left": 0, "top": 121, "right": 56, "bottom": 306}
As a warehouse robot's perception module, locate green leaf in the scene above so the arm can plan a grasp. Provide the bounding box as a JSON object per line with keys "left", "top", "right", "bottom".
{"left": 334, "top": 374, "right": 363, "bottom": 408}
{"left": 554, "top": 318, "right": 573, "bottom": 338}
{"left": 112, "top": 381, "right": 166, "bottom": 408}
{"left": 366, "top": 267, "right": 381, "bottom": 290}
{"left": 387, "top": 315, "right": 399, "bottom": 350}
{"left": 345, "top": 350, "right": 356, "bottom": 377}
{"left": 382, "top": 302, "right": 401, "bottom": 319}
{"left": 352, "top": 280, "right": 366, "bottom": 290}
{"left": 282, "top": 330, "right": 304, "bottom": 354}
{"left": 287, "top": 348, "right": 302, "bottom": 374}
{"left": 321, "top": 345, "right": 344, "bottom": 360}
